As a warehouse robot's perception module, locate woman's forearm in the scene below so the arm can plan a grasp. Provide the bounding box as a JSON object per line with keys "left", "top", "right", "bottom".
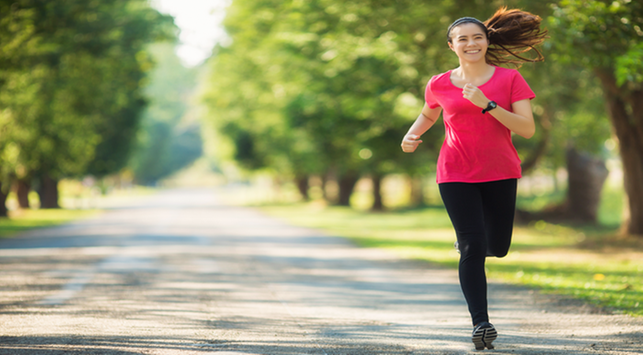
{"left": 463, "top": 85, "right": 535, "bottom": 139}
{"left": 401, "top": 105, "right": 442, "bottom": 153}
{"left": 488, "top": 100, "right": 535, "bottom": 139}
{"left": 406, "top": 112, "right": 438, "bottom": 137}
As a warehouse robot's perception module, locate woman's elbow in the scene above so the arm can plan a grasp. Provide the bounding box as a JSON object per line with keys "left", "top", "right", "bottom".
{"left": 519, "top": 126, "right": 536, "bottom": 139}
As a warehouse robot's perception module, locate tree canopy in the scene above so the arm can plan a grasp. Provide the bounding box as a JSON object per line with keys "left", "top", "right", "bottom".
{"left": 0, "top": 0, "right": 175, "bottom": 210}
{"left": 202, "top": 0, "right": 643, "bottom": 233}
{"left": 129, "top": 43, "right": 203, "bottom": 185}
{"left": 549, "top": 0, "right": 643, "bottom": 234}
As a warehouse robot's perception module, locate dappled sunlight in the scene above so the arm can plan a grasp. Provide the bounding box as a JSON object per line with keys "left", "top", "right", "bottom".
{"left": 2, "top": 188, "right": 642, "bottom": 353}
{"left": 261, "top": 200, "right": 643, "bottom": 317}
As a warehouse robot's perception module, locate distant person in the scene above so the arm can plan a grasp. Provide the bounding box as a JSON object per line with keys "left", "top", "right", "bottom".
{"left": 400, "top": 7, "right": 547, "bottom": 351}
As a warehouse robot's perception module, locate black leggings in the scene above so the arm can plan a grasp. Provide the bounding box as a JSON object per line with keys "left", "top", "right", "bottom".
{"left": 438, "top": 179, "right": 517, "bottom": 326}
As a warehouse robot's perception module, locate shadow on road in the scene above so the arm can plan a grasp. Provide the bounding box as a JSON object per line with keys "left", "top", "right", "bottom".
{"left": 1, "top": 189, "right": 642, "bottom": 355}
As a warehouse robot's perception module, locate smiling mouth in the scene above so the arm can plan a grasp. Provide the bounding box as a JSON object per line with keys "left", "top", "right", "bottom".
{"left": 465, "top": 50, "right": 481, "bottom": 54}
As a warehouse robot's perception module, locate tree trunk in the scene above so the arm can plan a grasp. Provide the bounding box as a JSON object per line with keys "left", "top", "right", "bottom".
{"left": 596, "top": 69, "right": 643, "bottom": 236}
{"left": 0, "top": 184, "right": 8, "bottom": 217}
{"left": 371, "top": 174, "right": 384, "bottom": 211}
{"left": 295, "top": 175, "right": 310, "bottom": 201}
{"left": 38, "top": 175, "right": 60, "bottom": 209}
{"left": 321, "top": 172, "right": 337, "bottom": 204}
{"left": 409, "top": 175, "right": 426, "bottom": 207}
{"left": 614, "top": 111, "right": 643, "bottom": 236}
{"left": 14, "top": 179, "right": 30, "bottom": 209}
{"left": 515, "top": 147, "right": 608, "bottom": 224}
{"left": 336, "top": 172, "right": 359, "bottom": 206}
{"left": 565, "top": 147, "right": 609, "bottom": 222}
{"left": 320, "top": 174, "right": 329, "bottom": 202}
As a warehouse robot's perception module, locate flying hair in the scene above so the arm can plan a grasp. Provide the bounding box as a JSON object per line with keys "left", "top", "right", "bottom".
{"left": 483, "top": 7, "right": 548, "bottom": 67}
{"left": 447, "top": 7, "right": 548, "bottom": 67}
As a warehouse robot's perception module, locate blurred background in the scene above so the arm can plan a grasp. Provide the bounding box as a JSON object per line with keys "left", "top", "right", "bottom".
{"left": 0, "top": 0, "right": 642, "bottom": 237}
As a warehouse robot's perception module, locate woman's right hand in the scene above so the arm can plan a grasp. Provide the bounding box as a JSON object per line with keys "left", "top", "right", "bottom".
{"left": 401, "top": 134, "right": 423, "bottom": 153}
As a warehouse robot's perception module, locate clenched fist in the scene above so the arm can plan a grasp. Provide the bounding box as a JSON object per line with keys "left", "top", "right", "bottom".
{"left": 462, "top": 83, "right": 489, "bottom": 109}
{"left": 401, "top": 134, "right": 423, "bottom": 153}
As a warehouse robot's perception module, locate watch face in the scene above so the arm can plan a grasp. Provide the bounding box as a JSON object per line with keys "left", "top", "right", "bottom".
{"left": 482, "top": 101, "right": 498, "bottom": 114}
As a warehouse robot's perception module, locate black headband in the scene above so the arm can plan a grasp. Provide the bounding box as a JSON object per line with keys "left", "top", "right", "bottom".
{"left": 447, "top": 17, "right": 488, "bottom": 41}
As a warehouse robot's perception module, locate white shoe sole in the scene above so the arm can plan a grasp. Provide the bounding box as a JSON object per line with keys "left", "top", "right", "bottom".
{"left": 472, "top": 325, "right": 497, "bottom": 350}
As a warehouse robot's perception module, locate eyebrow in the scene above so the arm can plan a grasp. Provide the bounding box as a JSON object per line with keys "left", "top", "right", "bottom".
{"left": 457, "top": 33, "right": 485, "bottom": 39}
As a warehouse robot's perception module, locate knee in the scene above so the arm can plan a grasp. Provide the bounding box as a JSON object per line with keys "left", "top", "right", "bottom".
{"left": 460, "top": 239, "right": 487, "bottom": 259}
{"left": 487, "top": 244, "right": 510, "bottom": 258}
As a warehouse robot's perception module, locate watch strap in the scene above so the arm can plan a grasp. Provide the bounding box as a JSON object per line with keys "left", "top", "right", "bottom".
{"left": 482, "top": 101, "right": 497, "bottom": 114}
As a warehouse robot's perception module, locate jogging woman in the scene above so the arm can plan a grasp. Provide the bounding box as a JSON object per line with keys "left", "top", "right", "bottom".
{"left": 400, "top": 7, "right": 547, "bottom": 351}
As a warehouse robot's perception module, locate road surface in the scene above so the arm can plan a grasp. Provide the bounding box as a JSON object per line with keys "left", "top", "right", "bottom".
{"left": 0, "top": 188, "right": 641, "bottom": 354}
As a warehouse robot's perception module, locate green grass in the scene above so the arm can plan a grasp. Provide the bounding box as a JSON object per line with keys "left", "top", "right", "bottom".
{"left": 0, "top": 209, "right": 100, "bottom": 238}
{"left": 259, "top": 193, "right": 643, "bottom": 317}
{"left": 0, "top": 180, "right": 158, "bottom": 239}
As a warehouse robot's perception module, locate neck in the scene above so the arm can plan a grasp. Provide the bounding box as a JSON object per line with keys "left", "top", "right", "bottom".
{"left": 456, "top": 61, "right": 492, "bottom": 79}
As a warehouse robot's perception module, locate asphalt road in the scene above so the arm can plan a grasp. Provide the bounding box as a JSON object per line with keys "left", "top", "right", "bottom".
{"left": 0, "top": 188, "right": 641, "bottom": 354}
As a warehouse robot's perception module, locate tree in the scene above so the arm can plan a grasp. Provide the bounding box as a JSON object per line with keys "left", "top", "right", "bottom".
{"left": 204, "top": 0, "right": 449, "bottom": 206}
{"left": 550, "top": 0, "right": 643, "bottom": 235}
{"left": 203, "top": 0, "right": 332, "bottom": 199}
{"left": 129, "top": 43, "right": 202, "bottom": 185}
{"left": 0, "top": 0, "right": 174, "bottom": 209}
{"left": 204, "top": 0, "right": 629, "bottom": 216}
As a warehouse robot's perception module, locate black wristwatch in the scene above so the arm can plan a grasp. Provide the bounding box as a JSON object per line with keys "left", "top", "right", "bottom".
{"left": 482, "top": 101, "right": 497, "bottom": 114}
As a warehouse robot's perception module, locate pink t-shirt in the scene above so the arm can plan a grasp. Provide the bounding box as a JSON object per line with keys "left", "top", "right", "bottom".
{"left": 425, "top": 66, "right": 535, "bottom": 184}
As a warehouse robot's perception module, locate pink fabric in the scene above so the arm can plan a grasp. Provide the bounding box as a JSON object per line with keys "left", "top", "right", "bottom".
{"left": 425, "top": 66, "right": 535, "bottom": 183}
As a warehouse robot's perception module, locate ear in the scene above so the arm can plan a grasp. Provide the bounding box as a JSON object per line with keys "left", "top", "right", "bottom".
{"left": 448, "top": 41, "right": 455, "bottom": 52}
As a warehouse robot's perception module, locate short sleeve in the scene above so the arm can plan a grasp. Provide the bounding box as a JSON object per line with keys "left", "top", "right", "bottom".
{"left": 424, "top": 76, "right": 441, "bottom": 109}
{"left": 511, "top": 71, "right": 536, "bottom": 103}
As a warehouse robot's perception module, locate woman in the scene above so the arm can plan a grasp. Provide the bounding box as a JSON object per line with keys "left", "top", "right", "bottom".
{"left": 400, "top": 7, "right": 547, "bottom": 351}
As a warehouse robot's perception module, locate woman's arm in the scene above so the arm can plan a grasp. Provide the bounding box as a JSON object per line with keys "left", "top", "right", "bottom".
{"left": 401, "top": 103, "right": 442, "bottom": 153}
{"left": 462, "top": 83, "right": 535, "bottom": 139}
{"left": 488, "top": 99, "right": 535, "bottom": 139}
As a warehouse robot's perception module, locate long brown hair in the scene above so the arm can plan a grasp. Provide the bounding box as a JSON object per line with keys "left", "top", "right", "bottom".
{"left": 483, "top": 7, "right": 548, "bottom": 67}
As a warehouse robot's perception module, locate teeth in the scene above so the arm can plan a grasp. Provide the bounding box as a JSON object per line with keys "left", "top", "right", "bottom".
{"left": 465, "top": 50, "right": 480, "bottom": 54}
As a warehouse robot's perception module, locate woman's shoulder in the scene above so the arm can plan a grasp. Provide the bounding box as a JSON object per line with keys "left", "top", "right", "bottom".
{"left": 427, "top": 70, "right": 453, "bottom": 90}
{"left": 494, "top": 66, "right": 524, "bottom": 79}
{"left": 430, "top": 70, "right": 452, "bottom": 82}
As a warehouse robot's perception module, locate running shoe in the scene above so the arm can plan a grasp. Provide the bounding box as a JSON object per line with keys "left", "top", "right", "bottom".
{"left": 472, "top": 321, "right": 497, "bottom": 350}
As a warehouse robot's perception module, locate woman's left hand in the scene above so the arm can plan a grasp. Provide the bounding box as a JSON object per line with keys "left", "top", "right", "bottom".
{"left": 462, "top": 83, "right": 489, "bottom": 109}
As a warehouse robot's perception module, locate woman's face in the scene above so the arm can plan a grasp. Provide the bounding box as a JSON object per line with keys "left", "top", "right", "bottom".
{"left": 448, "top": 23, "right": 488, "bottom": 63}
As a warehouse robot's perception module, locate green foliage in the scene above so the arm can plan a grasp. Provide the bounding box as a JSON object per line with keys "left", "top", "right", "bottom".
{"left": 548, "top": 0, "right": 643, "bottom": 88}
{"left": 203, "top": 0, "right": 320, "bottom": 175}
{"left": 549, "top": 0, "right": 643, "bottom": 235}
{"left": 549, "top": 0, "right": 643, "bottom": 70}
{"left": 616, "top": 42, "right": 643, "bottom": 86}
{"left": 202, "top": 0, "right": 618, "bottom": 188}
{"left": 195, "top": 0, "right": 642, "bottom": 220}
{"left": 129, "top": 43, "right": 202, "bottom": 185}
{"left": 0, "top": 0, "right": 176, "bottom": 188}
{"left": 204, "top": 0, "right": 457, "bottom": 180}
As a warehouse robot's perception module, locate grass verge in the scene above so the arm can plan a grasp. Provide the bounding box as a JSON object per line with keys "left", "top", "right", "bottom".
{"left": 259, "top": 201, "right": 643, "bottom": 317}
{"left": 0, "top": 209, "right": 100, "bottom": 239}
{"left": 0, "top": 181, "right": 159, "bottom": 239}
